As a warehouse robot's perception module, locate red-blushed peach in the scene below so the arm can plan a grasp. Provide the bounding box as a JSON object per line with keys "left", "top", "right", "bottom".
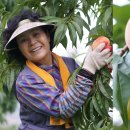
{"left": 91, "top": 36, "right": 112, "bottom": 72}
{"left": 92, "top": 36, "right": 112, "bottom": 52}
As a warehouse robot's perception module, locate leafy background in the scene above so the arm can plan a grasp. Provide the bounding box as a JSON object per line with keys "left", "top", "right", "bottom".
{"left": 113, "top": 0, "right": 130, "bottom": 130}
{"left": 0, "top": 0, "right": 112, "bottom": 129}
{"left": 113, "top": 2, "right": 130, "bottom": 47}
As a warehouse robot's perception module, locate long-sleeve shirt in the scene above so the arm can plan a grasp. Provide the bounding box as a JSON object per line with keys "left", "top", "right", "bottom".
{"left": 16, "top": 57, "right": 94, "bottom": 119}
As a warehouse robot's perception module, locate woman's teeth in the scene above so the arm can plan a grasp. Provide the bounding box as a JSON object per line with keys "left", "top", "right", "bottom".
{"left": 32, "top": 47, "right": 41, "bottom": 52}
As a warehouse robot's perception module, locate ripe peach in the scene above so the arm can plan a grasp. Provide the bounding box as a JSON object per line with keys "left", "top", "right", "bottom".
{"left": 91, "top": 36, "right": 112, "bottom": 72}
{"left": 92, "top": 36, "right": 112, "bottom": 52}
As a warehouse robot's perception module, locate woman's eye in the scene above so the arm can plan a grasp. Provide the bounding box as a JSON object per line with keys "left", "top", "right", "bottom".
{"left": 19, "top": 38, "right": 27, "bottom": 43}
{"left": 33, "top": 32, "right": 40, "bottom": 37}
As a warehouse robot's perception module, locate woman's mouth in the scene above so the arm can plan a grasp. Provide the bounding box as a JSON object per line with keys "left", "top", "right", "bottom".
{"left": 31, "top": 46, "right": 42, "bottom": 52}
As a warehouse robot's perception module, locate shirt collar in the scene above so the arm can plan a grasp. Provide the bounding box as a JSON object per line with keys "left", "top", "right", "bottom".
{"left": 39, "top": 56, "right": 59, "bottom": 70}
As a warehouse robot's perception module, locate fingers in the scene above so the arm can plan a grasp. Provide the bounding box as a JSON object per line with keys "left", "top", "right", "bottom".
{"left": 96, "top": 52, "right": 112, "bottom": 67}
{"left": 103, "top": 52, "right": 112, "bottom": 59}
{"left": 94, "top": 42, "right": 105, "bottom": 52}
{"left": 101, "top": 48, "right": 111, "bottom": 56}
{"left": 84, "top": 46, "right": 93, "bottom": 57}
{"left": 103, "top": 55, "right": 113, "bottom": 65}
{"left": 107, "top": 55, "right": 113, "bottom": 63}
{"left": 87, "top": 45, "right": 93, "bottom": 52}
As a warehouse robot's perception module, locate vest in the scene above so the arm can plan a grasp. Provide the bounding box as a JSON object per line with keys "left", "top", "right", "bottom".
{"left": 16, "top": 57, "right": 78, "bottom": 130}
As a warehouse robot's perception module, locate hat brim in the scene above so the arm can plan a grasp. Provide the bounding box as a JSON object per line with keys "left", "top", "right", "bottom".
{"left": 4, "top": 21, "right": 55, "bottom": 51}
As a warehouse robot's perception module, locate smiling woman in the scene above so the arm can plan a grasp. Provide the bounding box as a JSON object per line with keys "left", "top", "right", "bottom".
{"left": 2, "top": 9, "right": 112, "bottom": 130}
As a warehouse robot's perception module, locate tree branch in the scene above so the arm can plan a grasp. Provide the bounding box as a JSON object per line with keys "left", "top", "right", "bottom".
{"left": 119, "top": 44, "right": 129, "bottom": 57}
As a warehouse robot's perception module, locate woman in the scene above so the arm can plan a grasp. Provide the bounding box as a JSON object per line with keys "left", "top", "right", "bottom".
{"left": 3, "top": 10, "right": 112, "bottom": 130}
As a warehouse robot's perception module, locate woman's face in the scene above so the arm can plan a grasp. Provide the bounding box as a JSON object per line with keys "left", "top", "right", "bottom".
{"left": 16, "top": 27, "right": 52, "bottom": 65}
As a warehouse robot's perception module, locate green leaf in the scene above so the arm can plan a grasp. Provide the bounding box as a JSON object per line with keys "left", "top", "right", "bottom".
{"left": 76, "top": 14, "right": 90, "bottom": 31}
{"left": 73, "top": 108, "right": 87, "bottom": 130}
{"left": 102, "top": 7, "right": 112, "bottom": 32}
{"left": 54, "top": 22, "right": 67, "bottom": 46}
{"left": 96, "top": 91, "right": 107, "bottom": 115}
{"left": 103, "top": 82, "right": 113, "bottom": 98}
{"left": 95, "top": 119, "right": 104, "bottom": 129}
{"left": 0, "top": 1, "right": 5, "bottom": 9}
{"left": 68, "top": 67, "right": 82, "bottom": 85}
{"left": 82, "top": 97, "right": 91, "bottom": 120}
{"left": 72, "top": 15, "right": 83, "bottom": 28}
{"left": 98, "top": 78, "right": 111, "bottom": 99}
{"left": 96, "top": 12, "right": 104, "bottom": 26}
{"left": 61, "top": 35, "right": 67, "bottom": 48}
{"left": 86, "top": 13, "right": 91, "bottom": 25}
{"left": 89, "top": 99, "right": 94, "bottom": 120}
{"left": 92, "top": 96, "right": 103, "bottom": 116}
{"left": 8, "top": 3, "right": 24, "bottom": 19}
{"left": 67, "top": 22, "right": 77, "bottom": 47}
{"left": 89, "top": 25, "right": 105, "bottom": 39}
{"left": 71, "top": 20, "right": 83, "bottom": 40}
{"left": 1, "top": 12, "right": 10, "bottom": 28}
{"left": 105, "top": 100, "right": 109, "bottom": 112}
{"left": 104, "top": 7, "right": 112, "bottom": 24}
{"left": 82, "top": 0, "right": 88, "bottom": 13}
{"left": 41, "top": 16, "right": 63, "bottom": 23}
{"left": 2, "top": 84, "right": 9, "bottom": 95}
{"left": 44, "top": 6, "right": 50, "bottom": 16}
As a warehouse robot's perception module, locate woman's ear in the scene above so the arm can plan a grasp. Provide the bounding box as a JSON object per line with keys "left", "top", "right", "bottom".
{"left": 125, "top": 19, "right": 130, "bottom": 49}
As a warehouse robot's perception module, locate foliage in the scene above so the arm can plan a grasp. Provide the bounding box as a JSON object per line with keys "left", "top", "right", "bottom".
{"left": 114, "top": 124, "right": 130, "bottom": 130}
{"left": 68, "top": 1, "right": 113, "bottom": 129}
{"left": 113, "top": 2, "right": 130, "bottom": 129}
{"left": 70, "top": 66, "right": 113, "bottom": 130}
{"left": 113, "top": 3, "right": 130, "bottom": 48}
{"left": 0, "top": 0, "right": 112, "bottom": 129}
{"left": 0, "top": 0, "right": 18, "bottom": 123}
{"left": 113, "top": 51, "right": 130, "bottom": 128}
{"left": 0, "top": 90, "right": 16, "bottom": 123}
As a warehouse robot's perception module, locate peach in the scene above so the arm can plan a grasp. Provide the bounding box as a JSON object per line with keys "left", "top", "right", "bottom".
{"left": 91, "top": 36, "right": 112, "bottom": 72}
{"left": 91, "top": 36, "right": 112, "bottom": 52}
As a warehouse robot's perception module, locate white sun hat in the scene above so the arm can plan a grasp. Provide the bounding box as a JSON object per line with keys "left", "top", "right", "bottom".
{"left": 4, "top": 19, "right": 55, "bottom": 51}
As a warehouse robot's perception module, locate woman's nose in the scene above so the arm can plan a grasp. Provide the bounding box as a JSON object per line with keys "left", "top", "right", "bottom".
{"left": 29, "top": 36, "right": 37, "bottom": 45}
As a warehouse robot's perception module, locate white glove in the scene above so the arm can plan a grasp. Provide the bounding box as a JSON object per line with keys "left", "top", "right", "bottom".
{"left": 83, "top": 43, "right": 112, "bottom": 74}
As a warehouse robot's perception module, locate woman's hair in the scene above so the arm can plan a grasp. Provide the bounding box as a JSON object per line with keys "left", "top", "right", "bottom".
{"left": 2, "top": 9, "right": 55, "bottom": 64}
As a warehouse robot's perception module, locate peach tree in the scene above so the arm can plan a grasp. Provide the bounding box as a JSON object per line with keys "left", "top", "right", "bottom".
{"left": 0, "top": 0, "right": 112, "bottom": 129}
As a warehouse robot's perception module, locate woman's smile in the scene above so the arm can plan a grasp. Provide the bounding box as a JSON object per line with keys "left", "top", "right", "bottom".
{"left": 31, "top": 46, "right": 42, "bottom": 52}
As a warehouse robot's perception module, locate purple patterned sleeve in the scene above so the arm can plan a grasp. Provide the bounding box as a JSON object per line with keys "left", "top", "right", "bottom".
{"left": 16, "top": 72, "right": 93, "bottom": 118}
